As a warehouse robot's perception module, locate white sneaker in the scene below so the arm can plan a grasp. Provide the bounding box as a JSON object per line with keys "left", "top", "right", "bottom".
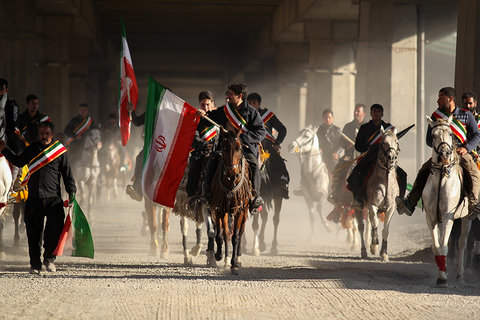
{"left": 44, "top": 262, "right": 56, "bottom": 272}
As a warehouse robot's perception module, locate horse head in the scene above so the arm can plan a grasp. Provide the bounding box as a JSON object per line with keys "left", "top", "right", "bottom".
{"left": 219, "top": 128, "right": 243, "bottom": 185}
{"left": 84, "top": 128, "right": 102, "bottom": 152}
{"left": 289, "top": 124, "right": 320, "bottom": 156}
{"left": 378, "top": 126, "right": 399, "bottom": 171}
{"left": 427, "top": 115, "right": 455, "bottom": 165}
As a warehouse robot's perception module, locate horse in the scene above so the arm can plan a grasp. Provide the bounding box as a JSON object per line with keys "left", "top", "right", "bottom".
{"left": 423, "top": 116, "right": 472, "bottom": 287}
{"left": 357, "top": 127, "right": 399, "bottom": 262}
{"left": 75, "top": 128, "right": 102, "bottom": 216}
{"left": 143, "top": 198, "right": 170, "bottom": 257}
{"left": 0, "top": 104, "right": 13, "bottom": 259}
{"left": 288, "top": 125, "right": 330, "bottom": 237}
{"left": 209, "top": 129, "right": 251, "bottom": 274}
{"left": 100, "top": 139, "right": 121, "bottom": 201}
{"left": 250, "top": 147, "right": 288, "bottom": 256}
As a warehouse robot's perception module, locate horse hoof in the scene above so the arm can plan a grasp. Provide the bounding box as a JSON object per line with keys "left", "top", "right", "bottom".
{"left": 259, "top": 241, "right": 267, "bottom": 252}
{"left": 270, "top": 246, "right": 278, "bottom": 256}
{"left": 456, "top": 275, "right": 466, "bottom": 286}
{"left": 436, "top": 277, "right": 448, "bottom": 288}
{"left": 215, "top": 253, "right": 223, "bottom": 262}
{"left": 370, "top": 244, "right": 378, "bottom": 255}
{"left": 184, "top": 256, "right": 193, "bottom": 266}
{"left": 190, "top": 244, "right": 202, "bottom": 257}
{"left": 252, "top": 247, "right": 260, "bottom": 257}
{"left": 206, "top": 251, "right": 217, "bottom": 267}
{"left": 361, "top": 247, "right": 368, "bottom": 259}
{"left": 381, "top": 253, "right": 389, "bottom": 262}
{"left": 231, "top": 267, "right": 240, "bottom": 275}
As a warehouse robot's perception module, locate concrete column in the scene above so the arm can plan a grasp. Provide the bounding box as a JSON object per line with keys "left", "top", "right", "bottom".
{"left": 356, "top": 1, "right": 417, "bottom": 173}
{"left": 455, "top": 0, "right": 480, "bottom": 98}
{"left": 275, "top": 43, "right": 305, "bottom": 133}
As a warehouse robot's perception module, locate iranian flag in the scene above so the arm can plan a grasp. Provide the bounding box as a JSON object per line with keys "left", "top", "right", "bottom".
{"left": 118, "top": 21, "right": 138, "bottom": 146}
{"left": 53, "top": 195, "right": 94, "bottom": 259}
{"left": 142, "top": 77, "right": 199, "bottom": 207}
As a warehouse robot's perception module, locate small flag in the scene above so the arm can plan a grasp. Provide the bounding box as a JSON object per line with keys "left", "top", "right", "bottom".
{"left": 118, "top": 21, "right": 139, "bottom": 146}
{"left": 142, "top": 77, "right": 200, "bottom": 207}
{"left": 53, "top": 195, "right": 94, "bottom": 258}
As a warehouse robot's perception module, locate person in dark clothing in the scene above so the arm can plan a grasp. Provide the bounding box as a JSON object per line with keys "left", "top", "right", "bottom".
{"left": 186, "top": 91, "right": 217, "bottom": 200}
{"left": 247, "top": 92, "right": 289, "bottom": 199}
{"left": 125, "top": 105, "right": 146, "bottom": 201}
{"left": 328, "top": 103, "right": 367, "bottom": 204}
{"left": 0, "top": 121, "right": 76, "bottom": 274}
{"left": 197, "top": 83, "right": 266, "bottom": 214}
{"left": 317, "top": 109, "right": 342, "bottom": 173}
{"left": 64, "top": 103, "right": 94, "bottom": 167}
{"left": 16, "top": 94, "right": 50, "bottom": 146}
{"left": 0, "top": 78, "right": 23, "bottom": 154}
{"left": 347, "top": 104, "right": 407, "bottom": 208}
{"left": 397, "top": 87, "right": 480, "bottom": 220}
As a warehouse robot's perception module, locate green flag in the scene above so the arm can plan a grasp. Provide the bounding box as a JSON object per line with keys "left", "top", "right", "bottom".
{"left": 71, "top": 196, "right": 95, "bottom": 258}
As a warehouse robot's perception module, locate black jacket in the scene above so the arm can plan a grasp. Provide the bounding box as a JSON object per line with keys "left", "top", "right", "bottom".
{"left": 355, "top": 120, "right": 392, "bottom": 153}
{"left": 2, "top": 96, "right": 23, "bottom": 154}
{"left": 16, "top": 110, "right": 50, "bottom": 145}
{"left": 259, "top": 108, "right": 287, "bottom": 146}
{"left": 191, "top": 109, "right": 218, "bottom": 158}
{"left": 64, "top": 115, "right": 94, "bottom": 140}
{"left": 341, "top": 119, "right": 367, "bottom": 158}
{"left": 2, "top": 141, "right": 76, "bottom": 199}
{"left": 131, "top": 111, "right": 145, "bottom": 127}
{"left": 204, "top": 101, "right": 266, "bottom": 157}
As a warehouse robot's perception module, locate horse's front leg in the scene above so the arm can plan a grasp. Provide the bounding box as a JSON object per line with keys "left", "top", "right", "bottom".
{"left": 180, "top": 216, "right": 192, "bottom": 265}
{"left": 160, "top": 207, "right": 170, "bottom": 259}
{"left": 271, "top": 197, "right": 282, "bottom": 255}
{"left": 251, "top": 211, "right": 260, "bottom": 256}
{"left": 380, "top": 205, "right": 395, "bottom": 262}
{"left": 426, "top": 213, "right": 446, "bottom": 286}
{"left": 368, "top": 205, "right": 380, "bottom": 256}
{"left": 190, "top": 221, "right": 203, "bottom": 257}
{"left": 355, "top": 207, "right": 367, "bottom": 259}
{"left": 145, "top": 199, "right": 159, "bottom": 256}
{"left": 304, "top": 195, "right": 316, "bottom": 240}
{"left": 215, "top": 216, "right": 224, "bottom": 262}
{"left": 231, "top": 214, "right": 242, "bottom": 275}
{"left": 12, "top": 202, "right": 23, "bottom": 246}
{"left": 456, "top": 218, "right": 472, "bottom": 284}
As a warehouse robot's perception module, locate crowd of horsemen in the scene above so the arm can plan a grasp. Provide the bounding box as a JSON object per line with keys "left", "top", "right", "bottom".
{"left": 1, "top": 75, "right": 480, "bottom": 273}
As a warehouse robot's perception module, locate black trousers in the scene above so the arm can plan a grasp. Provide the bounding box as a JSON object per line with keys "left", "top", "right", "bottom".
{"left": 186, "top": 155, "right": 207, "bottom": 197}
{"left": 24, "top": 197, "right": 65, "bottom": 270}
{"left": 203, "top": 151, "right": 261, "bottom": 196}
{"left": 132, "top": 149, "right": 144, "bottom": 193}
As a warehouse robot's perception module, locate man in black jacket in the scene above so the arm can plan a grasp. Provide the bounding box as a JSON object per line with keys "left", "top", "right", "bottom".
{"left": 0, "top": 78, "right": 23, "bottom": 154}
{"left": 0, "top": 121, "right": 76, "bottom": 274}
{"left": 64, "top": 103, "right": 94, "bottom": 167}
{"left": 16, "top": 94, "right": 50, "bottom": 146}
{"left": 197, "top": 83, "right": 266, "bottom": 214}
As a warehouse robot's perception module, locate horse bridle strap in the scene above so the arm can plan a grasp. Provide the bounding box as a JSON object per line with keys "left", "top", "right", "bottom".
{"left": 220, "top": 157, "right": 246, "bottom": 192}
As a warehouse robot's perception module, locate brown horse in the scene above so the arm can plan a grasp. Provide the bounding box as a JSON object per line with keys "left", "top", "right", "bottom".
{"left": 209, "top": 129, "right": 251, "bottom": 275}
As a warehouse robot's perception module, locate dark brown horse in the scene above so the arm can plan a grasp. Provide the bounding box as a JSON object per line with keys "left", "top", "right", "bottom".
{"left": 209, "top": 129, "right": 251, "bottom": 275}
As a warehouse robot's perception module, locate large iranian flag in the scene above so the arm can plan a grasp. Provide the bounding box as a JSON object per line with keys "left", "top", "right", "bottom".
{"left": 142, "top": 77, "right": 200, "bottom": 207}
{"left": 118, "top": 21, "right": 138, "bottom": 146}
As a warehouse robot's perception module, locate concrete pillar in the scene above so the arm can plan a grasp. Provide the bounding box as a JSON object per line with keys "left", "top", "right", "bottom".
{"left": 275, "top": 43, "right": 305, "bottom": 133}
{"left": 356, "top": 1, "right": 417, "bottom": 173}
{"left": 455, "top": 0, "right": 480, "bottom": 99}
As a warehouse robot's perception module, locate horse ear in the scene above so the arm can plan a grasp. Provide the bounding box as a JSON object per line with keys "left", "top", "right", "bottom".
{"left": 426, "top": 115, "right": 434, "bottom": 127}
{"left": 380, "top": 126, "right": 385, "bottom": 134}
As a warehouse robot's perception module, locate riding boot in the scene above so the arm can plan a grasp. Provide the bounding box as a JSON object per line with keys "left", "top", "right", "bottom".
{"left": 396, "top": 159, "right": 432, "bottom": 216}
{"left": 201, "top": 152, "right": 221, "bottom": 203}
{"left": 460, "top": 153, "right": 480, "bottom": 220}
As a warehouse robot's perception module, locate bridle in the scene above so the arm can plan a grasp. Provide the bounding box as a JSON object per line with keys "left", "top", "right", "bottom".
{"left": 292, "top": 127, "right": 320, "bottom": 157}
{"left": 220, "top": 135, "right": 245, "bottom": 189}
{"left": 377, "top": 133, "right": 399, "bottom": 172}
{"left": 430, "top": 122, "right": 457, "bottom": 177}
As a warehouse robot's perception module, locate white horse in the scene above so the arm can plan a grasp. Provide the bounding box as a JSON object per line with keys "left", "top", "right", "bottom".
{"left": 360, "top": 127, "right": 399, "bottom": 262}
{"left": 423, "top": 116, "right": 472, "bottom": 287}
{"left": 75, "top": 128, "right": 102, "bottom": 217}
{"left": 289, "top": 125, "right": 330, "bottom": 236}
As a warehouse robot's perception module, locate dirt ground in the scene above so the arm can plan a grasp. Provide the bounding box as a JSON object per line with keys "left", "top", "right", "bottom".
{"left": 1, "top": 194, "right": 480, "bottom": 320}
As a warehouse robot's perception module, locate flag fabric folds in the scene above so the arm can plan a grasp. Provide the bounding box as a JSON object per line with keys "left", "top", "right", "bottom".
{"left": 142, "top": 77, "right": 200, "bottom": 207}
{"left": 118, "top": 21, "right": 139, "bottom": 146}
{"left": 53, "top": 195, "right": 95, "bottom": 259}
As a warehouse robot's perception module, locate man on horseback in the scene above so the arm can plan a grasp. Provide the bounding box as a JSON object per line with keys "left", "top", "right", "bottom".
{"left": 246, "top": 92, "right": 289, "bottom": 199}
{"left": 347, "top": 104, "right": 407, "bottom": 208}
{"left": 0, "top": 78, "right": 23, "bottom": 155}
{"left": 186, "top": 91, "right": 217, "bottom": 202}
{"left": 396, "top": 87, "right": 480, "bottom": 220}
{"left": 16, "top": 94, "right": 50, "bottom": 146}
{"left": 328, "top": 103, "right": 367, "bottom": 204}
{"left": 64, "top": 103, "right": 94, "bottom": 167}
{"left": 0, "top": 121, "right": 76, "bottom": 274}
{"left": 317, "top": 109, "right": 342, "bottom": 174}
{"left": 198, "top": 83, "right": 266, "bottom": 215}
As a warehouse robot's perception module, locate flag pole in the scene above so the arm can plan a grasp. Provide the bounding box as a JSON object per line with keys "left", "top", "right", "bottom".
{"left": 202, "top": 115, "right": 227, "bottom": 133}
{"left": 127, "top": 84, "right": 132, "bottom": 121}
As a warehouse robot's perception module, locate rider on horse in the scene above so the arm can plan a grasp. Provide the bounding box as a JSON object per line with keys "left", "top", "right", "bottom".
{"left": 396, "top": 87, "right": 480, "bottom": 220}
{"left": 198, "top": 83, "right": 266, "bottom": 215}
{"left": 63, "top": 103, "right": 94, "bottom": 167}
{"left": 186, "top": 91, "right": 218, "bottom": 202}
{"left": 347, "top": 104, "right": 407, "bottom": 209}
{"left": 16, "top": 94, "right": 50, "bottom": 147}
{"left": 246, "top": 92, "right": 289, "bottom": 199}
{"left": 328, "top": 103, "right": 367, "bottom": 205}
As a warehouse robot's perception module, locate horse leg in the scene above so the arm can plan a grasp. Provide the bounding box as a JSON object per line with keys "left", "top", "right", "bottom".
{"left": 426, "top": 214, "right": 447, "bottom": 287}
{"left": 223, "top": 214, "right": 231, "bottom": 268}
{"left": 251, "top": 212, "right": 260, "bottom": 256}
{"left": 355, "top": 208, "right": 367, "bottom": 259}
{"left": 231, "top": 211, "right": 247, "bottom": 275}
{"left": 305, "top": 196, "right": 315, "bottom": 240}
{"left": 0, "top": 215, "right": 5, "bottom": 260}
{"left": 160, "top": 207, "right": 170, "bottom": 258}
{"left": 204, "top": 206, "right": 217, "bottom": 267}
{"left": 190, "top": 222, "right": 203, "bottom": 257}
{"left": 145, "top": 199, "right": 159, "bottom": 256}
{"left": 259, "top": 203, "right": 269, "bottom": 252}
{"left": 271, "top": 197, "right": 282, "bottom": 255}
{"left": 215, "top": 217, "right": 224, "bottom": 262}
{"left": 456, "top": 218, "right": 472, "bottom": 285}
{"left": 380, "top": 206, "right": 395, "bottom": 262}
{"left": 180, "top": 216, "right": 192, "bottom": 265}
{"left": 13, "top": 202, "right": 21, "bottom": 247}
{"left": 316, "top": 201, "right": 331, "bottom": 233}
{"left": 368, "top": 205, "right": 379, "bottom": 256}
{"left": 351, "top": 214, "right": 359, "bottom": 251}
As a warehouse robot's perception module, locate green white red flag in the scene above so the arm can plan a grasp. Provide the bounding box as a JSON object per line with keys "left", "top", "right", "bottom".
{"left": 118, "top": 22, "right": 138, "bottom": 146}
{"left": 141, "top": 77, "right": 200, "bottom": 207}
{"left": 53, "top": 195, "right": 94, "bottom": 259}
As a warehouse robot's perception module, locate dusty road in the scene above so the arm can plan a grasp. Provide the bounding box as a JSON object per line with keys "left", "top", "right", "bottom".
{"left": 1, "top": 196, "right": 479, "bottom": 320}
